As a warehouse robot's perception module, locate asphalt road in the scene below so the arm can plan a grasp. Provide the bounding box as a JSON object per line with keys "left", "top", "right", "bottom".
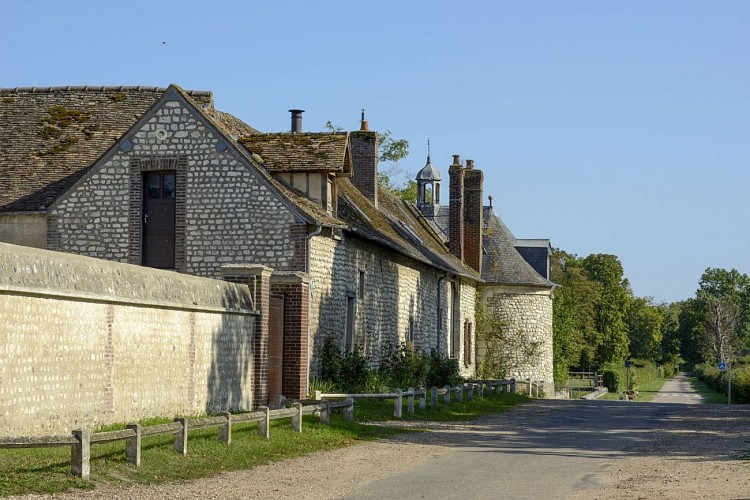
{"left": 344, "top": 378, "right": 741, "bottom": 499}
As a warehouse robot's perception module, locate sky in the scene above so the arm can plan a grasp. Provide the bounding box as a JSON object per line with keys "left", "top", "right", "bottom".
{"left": 2, "top": 1, "right": 748, "bottom": 303}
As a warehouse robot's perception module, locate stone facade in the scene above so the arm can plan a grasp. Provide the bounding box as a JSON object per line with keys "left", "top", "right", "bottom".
{"left": 478, "top": 285, "right": 554, "bottom": 389}
{"left": 0, "top": 243, "right": 257, "bottom": 436}
{"left": 308, "top": 229, "right": 477, "bottom": 377}
{"left": 48, "top": 95, "right": 297, "bottom": 277}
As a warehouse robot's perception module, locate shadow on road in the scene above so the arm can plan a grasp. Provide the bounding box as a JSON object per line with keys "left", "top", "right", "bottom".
{"left": 380, "top": 399, "right": 750, "bottom": 462}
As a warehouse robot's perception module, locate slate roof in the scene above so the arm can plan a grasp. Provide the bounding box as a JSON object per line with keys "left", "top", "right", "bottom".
{"left": 0, "top": 86, "right": 212, "bottom": 212}
{"left": 337, "top": 179, "right": 479, "bottom": 280}
{"left": 240, "top": 133, "right": 350, "bottom": 173}
{"left": 481, "top": 207, "right": 554, "bottom": 287}
{"left": 415, "top": 155, "right": 442, "bottom": 181}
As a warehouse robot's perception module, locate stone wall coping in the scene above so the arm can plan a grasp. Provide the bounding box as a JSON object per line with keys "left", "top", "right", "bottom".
{"left": 270, "top": 271, "right": 310, "bottom": 285}
{"left": 479, "top": 284, "right": 553, "bottom": 296}
{"left": 220, "top": 264, "right": 275, "bottom": 277}
{"left": 0, "top": 283, "right": 258, "bottom": 316}
{"left": 0, "top": 242, "right": 256, "bottom": 312}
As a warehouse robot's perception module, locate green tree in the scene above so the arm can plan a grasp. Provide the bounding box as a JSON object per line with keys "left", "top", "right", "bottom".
{"left": 581, "top": 254, "right": 631, "bottom": 365}
{"left": 658, "top": 301, "right": 683, "bottom": 367}
{"left": 625, "top": 296, "right": 663, "bottom": 361}
{"left": 550, "top": 250, "right": 602, "bottom": 382}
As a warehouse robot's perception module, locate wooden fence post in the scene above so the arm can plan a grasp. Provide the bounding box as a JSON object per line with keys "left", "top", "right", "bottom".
{"left": 444, "top": 385, "right": 451, "bottom": 405}
{"left": 407, "top": 387, "right": 415, "bottom": 414}
{"left": 174, "top": 418, "right": 188, "bottom": 455}
{"left": 314, "top": 390, "right": 322, "bottom": 401}
{"left": 394, "top": 389, "right": 403, "bottom": 418}
{"left": 456, "top": 385, "right": 463, "bottom": 403}
{"left": 292, "top": 403, "right": 303, "bottom": 433}
{"left": 258, "top": 407, "right": 270, "bottom": 439}
{"left": 320, "top": 401, "right": 331, "bottom": 424}
{"left": 468, "top": 384, "right": 474, "bottom": 401}
{"left": 71, "top": 429, "right": 90, "bottom": 480}
{"left": 431, "top": 386, "right": 438, "bottom": 410}
{"left": 125, "top": 423, "right": 141, "bottom": 467}
{"left": 419, "top": 387, "right": 427, "bottom": 410}
{"left": 219, "top": 412, "right": 232, "bottom": 444}
{"left": 344, "top": 398, "right": 354, "bottom": 421}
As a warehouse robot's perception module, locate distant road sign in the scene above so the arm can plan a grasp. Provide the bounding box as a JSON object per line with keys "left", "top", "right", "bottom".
{"left": 625, "top": 360, "right": 632, "bottom": 368}
{"left": 719, "top": 362, "right": 726, "bottom": 370}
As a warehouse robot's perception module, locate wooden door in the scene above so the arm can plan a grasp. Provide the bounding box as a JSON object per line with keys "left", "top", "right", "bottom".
{"left": 268, "top": 295, "right": 284, "bottom": 406}
{"left": 142, "top": 171, "right": 176, "bottom": 269}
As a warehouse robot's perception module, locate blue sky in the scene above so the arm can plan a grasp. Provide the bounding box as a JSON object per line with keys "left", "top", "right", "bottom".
{"left": 2, "top": 1, "right": 748, "bottom": 302}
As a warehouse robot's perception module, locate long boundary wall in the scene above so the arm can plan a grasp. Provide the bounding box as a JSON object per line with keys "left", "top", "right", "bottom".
{"left": 0, "top": 243, "right": 257, "bottom": 436}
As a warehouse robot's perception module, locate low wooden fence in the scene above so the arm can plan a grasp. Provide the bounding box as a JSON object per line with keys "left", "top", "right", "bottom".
{"left": 0, "top": 400, "right": 352, "bottom": 480}
{"left": 316, "top": 379, "right": 518, "bottom": 418}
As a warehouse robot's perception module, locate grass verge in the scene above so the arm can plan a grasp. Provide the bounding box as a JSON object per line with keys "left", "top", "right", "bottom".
{"left": 0, "top": 393, "right": 527, "bottom": 497}
{"left": 687, "top": 376, "right": 727, "bottom": 404}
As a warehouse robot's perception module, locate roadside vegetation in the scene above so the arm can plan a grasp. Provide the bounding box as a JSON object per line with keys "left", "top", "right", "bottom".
{"left": 552, "top": 248, "right": 749, "bottom": 403}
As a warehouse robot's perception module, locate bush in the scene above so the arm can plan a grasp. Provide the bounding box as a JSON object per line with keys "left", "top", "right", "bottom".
{"left": 319, "top": 336, "right": 372, "bottom": 392}
{"left": 602, "top": 370, "right": 620, "bottom": 392}
{"left": 695, "top": 363, "right": 750, "bottom": 403}
{"left": 426, "top": 350, "right": 461, "bottom": 388}
{"left": 378, "top": 342, "right": 429, "bottom": 389}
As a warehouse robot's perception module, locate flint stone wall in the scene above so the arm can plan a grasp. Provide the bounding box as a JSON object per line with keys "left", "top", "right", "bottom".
{"left": 0, "top": 242, "right": 256, "bottom": 437}
{"left": 478, "top": 285, "right": 554, "bottom": 392}
{"left": 309, "top": 229, "right": 477, "bottom": 378}
{"left": 47, "top": 96, "right": 296, "bottom": 276}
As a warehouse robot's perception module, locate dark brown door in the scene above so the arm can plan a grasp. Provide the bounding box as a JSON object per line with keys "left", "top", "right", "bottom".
{"left": 268, "top": 296, "right": 284, "bottom": 406}
{"left": 142, "top": 171, "right": 176, "bottom": 269}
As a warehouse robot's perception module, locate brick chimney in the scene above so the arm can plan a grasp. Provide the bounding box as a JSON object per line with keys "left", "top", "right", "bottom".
{"left": 350, "top": 121, "right": 379, "bottom": 207}
{"left": 448, "top": 155, "right": 465, "bottom": 261}
{"left": 463, "top": 159, "right": 483, "bottom": 274}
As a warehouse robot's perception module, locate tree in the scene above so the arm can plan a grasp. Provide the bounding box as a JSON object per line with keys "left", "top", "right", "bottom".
{"left": 677, "top": 268, "right": 750, "bottom": 365}
{"left": 581, "top": 254, "right": 631, "bottom": 365}
{"left": 325, "top": 120, "right": 411, "bottom": 197}
{"left": 550, "top": 249, "right": 602, "bottom": 381}
{"left": 625, "top": 296, "right": 662, "bottom": 361}
{"left": 704, "top": 296, "right": 740, "bottom": 363}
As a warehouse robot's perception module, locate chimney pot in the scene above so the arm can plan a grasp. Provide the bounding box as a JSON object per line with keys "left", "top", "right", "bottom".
{"left": 289, "top": 109, "right": 304, "bottom": 133}
{"left": 451, "top": 154, "right": 462, "bottom": 167}
{"left": 466, "top": 159, "right": 474, "bottom": 169}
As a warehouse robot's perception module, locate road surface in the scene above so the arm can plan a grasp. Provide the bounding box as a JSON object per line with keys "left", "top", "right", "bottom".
{"left": 19, "top": 377, "right": 750, "bottom": 499}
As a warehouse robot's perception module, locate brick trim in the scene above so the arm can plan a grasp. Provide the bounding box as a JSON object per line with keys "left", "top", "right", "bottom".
{"left": 128, "top": 156, "right": 187, "bottom": 271}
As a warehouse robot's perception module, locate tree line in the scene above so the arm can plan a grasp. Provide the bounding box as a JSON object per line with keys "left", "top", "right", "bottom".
{"left": 550, "top": 249, "right": 750, "bottom": 384}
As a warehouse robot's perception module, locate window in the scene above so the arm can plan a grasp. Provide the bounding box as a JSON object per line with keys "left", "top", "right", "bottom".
{"left": 463, "top": 321, "right": 473, "bottom": 367}
{"left": 345, "top": 295, "right": 356, "bottom": 353}
{"left": 358, "top": 271, "right": 365, "bottom": 299}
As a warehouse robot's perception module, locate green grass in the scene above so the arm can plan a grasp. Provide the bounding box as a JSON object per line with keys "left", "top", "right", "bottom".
{"left": 687, "top": 376, "right": 728, "bottom": 404}
{"left": 0, "top": 392, "right": 527, "bottom": 497}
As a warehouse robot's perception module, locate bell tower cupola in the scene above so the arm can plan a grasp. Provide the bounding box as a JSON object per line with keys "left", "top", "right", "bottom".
{"left": 416, "top": 139, "right": 442, "bottom": 218}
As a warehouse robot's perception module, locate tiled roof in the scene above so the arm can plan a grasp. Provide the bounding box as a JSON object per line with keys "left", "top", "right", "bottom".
{"left": 481, "top": 207, "right": 554, "bottom": 287}
{"left": 337, "top": 179, "right": 480, "bottom": 280}
{"left": 240, "top": 133, "right": 350, "bottom": 173}
{"left": 0, "top": 86, "right": 212, "bottom": 212}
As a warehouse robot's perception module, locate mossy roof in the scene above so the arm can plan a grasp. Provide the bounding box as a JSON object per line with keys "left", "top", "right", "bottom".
{"left": 337, "top": 179, "right": 480, "bottom": 280}
{"left": 0, "top": 86, "right": 213, "bottom": 212}
{"left": 240, "top": 133, "right": 350, "bottom": 173}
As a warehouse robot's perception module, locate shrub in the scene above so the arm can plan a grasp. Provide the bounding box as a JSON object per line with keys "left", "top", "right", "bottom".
{"left": 427, "top": 349, "right": 461, "bottom": 387}
{"left": 378, "top": 343, "right": 429, "bottom": 389}
{"left": 602, "top": 370, "right": 620, "bottom": 392}
{"left": 319, "top": 336, "right": 371, "bottom": 392}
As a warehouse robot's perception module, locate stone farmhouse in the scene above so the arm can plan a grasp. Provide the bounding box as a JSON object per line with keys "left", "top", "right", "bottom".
{"left": 0, "top": 84, "right": 554, "bottom": 412}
